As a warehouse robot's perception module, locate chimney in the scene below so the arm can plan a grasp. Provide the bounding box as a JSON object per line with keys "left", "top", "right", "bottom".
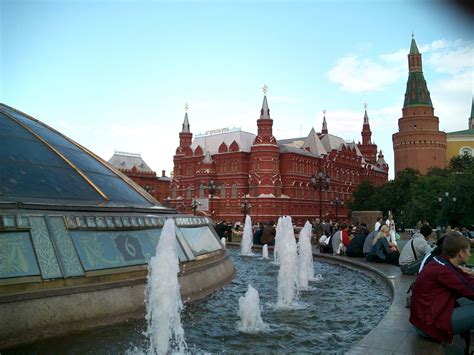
{"left": 162, "top": 170, "right": 166, "bottom": 177}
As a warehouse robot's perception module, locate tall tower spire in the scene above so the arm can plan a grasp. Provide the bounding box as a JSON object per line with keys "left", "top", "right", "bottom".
{"left": 361, "top": 103, "right": 371, "bottom": 144}
{"left": 321, "top": 110, "right": 328, "bottom": 135}
{"left": 255, "top": 85, "right": 276, "bottom": 144}
{"left": 179, "top": 103, "right": 193, "bottom": 148}
{"left": 404, "top": 35, "right": 433, "bottom": 108}
{"left": 393, "top": 36, "right": 446, "bottom": 176}
{"left": 250, "top": 85, "right": 281, "bottom": 197}
{"left": 358, "top": 103, "right": 377, "bottom": 165}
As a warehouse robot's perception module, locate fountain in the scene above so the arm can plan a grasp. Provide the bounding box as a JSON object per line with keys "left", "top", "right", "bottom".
{"left": 221, "top": 237, "right": 226, "bottom": 247}
{"left": 240, "top": 215, "right": 254, "bottom": 256}
{"left": 9, "top": 247, "right": 391, "bottom": 354}
{"left": 276, "top": 216, "right": 299, "bottom": 308}
{"left": 273, "top": 217, "right": 283, "bottom": 264}
{"left": 145, "top": 219, "right": 186, "bottom": 355}
{"left": 297, "top": 221, "right": 315, "bottom": 290}
{"left": 261, "top": 244, "right": 269, "bottom": 259}
{"left": 236, "top": 284, "right": 267, "bottom": 333}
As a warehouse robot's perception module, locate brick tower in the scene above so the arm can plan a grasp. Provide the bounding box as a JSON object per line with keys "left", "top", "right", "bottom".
{"left": 249, "top": 86, "right": 282, "bottom": 197}
{"left": 358, "top": 104, "right": 377, "bottom": 165}
{"left": 392, "top": 35, "right": 447, "bottom": 176}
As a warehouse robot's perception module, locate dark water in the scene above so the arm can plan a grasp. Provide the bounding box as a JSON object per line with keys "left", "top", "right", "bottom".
{"left": 9, "top": 249, "right": 390, "bottom": 354}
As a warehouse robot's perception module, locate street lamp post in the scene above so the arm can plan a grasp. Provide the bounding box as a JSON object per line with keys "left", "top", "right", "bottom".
{"left": 310, "top": 172, "right": 331, "bottom": 220}
{"left": 437, "top": 192, "right": 456, "bottom": 228}
{"left": 240, "top": 197, "right": 252, "bottom": 223}
{"left": 330, "top": 194, "right": 344, "bottom": 223}
{"left": 208, "top": 178, "right": 216, "bottom": 219}
{"left": 191, "top": 198, "right": 201, "bottom": 216}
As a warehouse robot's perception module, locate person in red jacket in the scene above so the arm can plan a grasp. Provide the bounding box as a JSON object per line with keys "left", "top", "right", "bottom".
{"left": 410, "top": 232, "right": 474, "bottom": 346}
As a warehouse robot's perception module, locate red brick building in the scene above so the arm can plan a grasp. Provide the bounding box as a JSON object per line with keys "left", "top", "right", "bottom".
{"left": 393, "top": 36, "right": 447, "bottom": 176}
{"left": 168, "top": 94, "right": 388, "bottom": 225}
{"left": 108, "top": 151, "right": 171, "bottom": 204}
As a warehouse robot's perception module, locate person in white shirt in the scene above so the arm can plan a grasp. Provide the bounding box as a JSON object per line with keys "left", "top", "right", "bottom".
{"left": 386, "top": 215, "right": 397, "bottom": 246}
{"left": 399, "top": 225, "right": 434, "bottom": 274}
{"left": 374, "top": 217, "right": 382, "bottom": 234}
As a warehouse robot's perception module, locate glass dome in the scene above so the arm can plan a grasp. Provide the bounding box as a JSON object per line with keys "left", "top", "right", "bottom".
{"left": 0, "top": 104, "right": 161, "bottom": 209}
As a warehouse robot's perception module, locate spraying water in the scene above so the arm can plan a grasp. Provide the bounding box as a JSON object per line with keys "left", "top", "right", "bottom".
{"left": 262, "top": 244, "right": 269, "bottom": 259}
{"left": 145, "top": 218, "right": 186, "bottom": 355}
{"left": 297, "top": 221, "right": 315, "bottom": 290}
{"left": 273, "top": 217, "right": 283, "bottom": 264}
{"left": 276, "top": 216, "right": 299, "bottom": 308}
{"left": 240, "top": 215, "right": 254, "bottom": 256}
{"left": 236, "top": 284, "right": 268, "bottom": 333}
{"left": 221, "top": 237, "right": 226, "bottom": 248}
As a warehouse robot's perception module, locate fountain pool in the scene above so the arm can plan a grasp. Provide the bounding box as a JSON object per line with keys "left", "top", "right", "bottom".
{"left": 8, "top": 248, "right": 390, "bottom": 354}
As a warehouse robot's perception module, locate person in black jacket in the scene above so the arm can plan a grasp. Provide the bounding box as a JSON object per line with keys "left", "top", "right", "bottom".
{"left": 346, "top": 225, "right": 368, "bottom": 257}
{"left": 214, "top": 220, "right": 233, "bottom": 241}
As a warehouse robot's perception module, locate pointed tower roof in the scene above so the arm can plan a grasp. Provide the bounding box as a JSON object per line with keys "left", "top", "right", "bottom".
{"left": 377, "top": 150, "right": 387, "bottom": 166}
{"left": 260, "top": 95, "right": 270, "bottom": 119}
{"left": 470, "top": 97, "right": 474, "bottom": 118}
{"left": 363, "top": 104, "right": 369, "bottom": 125}
{"left": 182, "top": 112, "right": 190, "bottom": 133}
{"left": 321, "top": 110, "right": 328, "bottom": 134}
{"left": 404, "top": 36, "right": 433, "bottom": 108}
{"left": 303, "top": 128, "right": 327, "bottom": 156}
{"left": 409, "top": 35, "right": 420, "bottom": 55}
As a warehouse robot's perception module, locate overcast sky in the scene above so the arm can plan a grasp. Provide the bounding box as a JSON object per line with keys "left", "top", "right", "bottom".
{"left": 2, "top": 0, "right": 473, "bottom": 180}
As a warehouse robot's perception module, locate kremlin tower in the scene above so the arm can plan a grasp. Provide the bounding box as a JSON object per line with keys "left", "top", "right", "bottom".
{"left": 392, "top": 35, "right": 447, "bottom": 176}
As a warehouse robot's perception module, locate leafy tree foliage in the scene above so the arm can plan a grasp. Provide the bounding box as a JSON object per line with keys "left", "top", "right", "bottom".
{"left": 350, "top": 158, "right": 474, "bottom": 229}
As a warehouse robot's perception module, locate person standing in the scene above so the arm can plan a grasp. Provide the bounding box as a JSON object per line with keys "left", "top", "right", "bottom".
{"left": 386, "top": 213, "right": 397, "bottom": 246}
{"left": 313, "top": 218, "right": 324, "bottom": 244}
{"left": 410, "top": 232, "right": 474, "bottom": 349}
{"left": 374, "top": 217, "right": 382, "bottom": 233}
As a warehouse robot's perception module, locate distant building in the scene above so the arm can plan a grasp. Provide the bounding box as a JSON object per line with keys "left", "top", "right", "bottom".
{"left": 108, "top": 151, "right": 171, "bottom": 203}
{"left": 392, "top": 35, "right": 447, "bottom": 176}
{"left": 168, "top": 92, "right": 388, "bottom": 225}
{"left": 446, "top": 99, "right": 474, "bottom": 160}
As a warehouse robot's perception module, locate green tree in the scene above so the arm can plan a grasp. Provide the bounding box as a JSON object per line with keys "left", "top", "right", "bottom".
{"left": 350, "top": 162, "right": 474, "bottom": 229}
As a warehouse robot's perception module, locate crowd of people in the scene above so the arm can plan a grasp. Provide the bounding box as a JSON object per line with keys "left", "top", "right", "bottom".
{"left": 213, "top": 215, "right": 473, "bottom": 350}
{"left": 314, "top": 217, "right": 473, "bottom": 352}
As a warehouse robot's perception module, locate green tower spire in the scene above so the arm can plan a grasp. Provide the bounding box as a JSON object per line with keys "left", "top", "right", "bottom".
{"left": 409, "top": 36, "right": 420, "bottom": 55}
{"left": 403, "top": 36, "right": 433, "bottom": 108}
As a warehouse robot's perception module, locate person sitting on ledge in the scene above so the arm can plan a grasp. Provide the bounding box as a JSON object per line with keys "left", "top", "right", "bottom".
{"left": 368, "top": 225, "right": 399, "bottom": 265}
{"left": 399, "top": 225, "right": 435, "bottom": 275}
{"left": 346, "top": 225, "right": 368, "bottom": 257}
{"left": 410, "top": 232, "right": 474, "bottom": 348}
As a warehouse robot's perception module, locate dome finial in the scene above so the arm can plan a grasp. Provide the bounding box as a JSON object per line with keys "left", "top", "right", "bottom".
{"left": 262, "top": 84, "right": 268, "bottom": 96}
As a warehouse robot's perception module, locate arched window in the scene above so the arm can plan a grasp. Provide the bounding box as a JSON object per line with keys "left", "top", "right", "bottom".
{"left": 199, "top": 184, "right": 205, "bottom": 198}
{"left": 186, "top": 186, "right": 192, "bottom": 199}
{"left": 171, "top": 187, "right": 177, "bottom": 199}
{"left": 220, "top": 184, "right": 226, "bottom": 198}
{"left": 232, "top": 183, "right": 238, "bottom": 198}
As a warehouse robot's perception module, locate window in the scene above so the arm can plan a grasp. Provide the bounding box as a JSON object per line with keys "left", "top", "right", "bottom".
{"left": 199, "top": 184, "right": 205, "bottom": 198}
{"left": 171, "top": 187, "right": 177, "bottom": 199}
{"left": 220, "top": 184, "right": 226, "bottom": 198}
{"left": 178, "top": 226, "right": 222, "bottom": 256}
{"left": 232, "top": 183, "right": 238, "bottom": 198}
